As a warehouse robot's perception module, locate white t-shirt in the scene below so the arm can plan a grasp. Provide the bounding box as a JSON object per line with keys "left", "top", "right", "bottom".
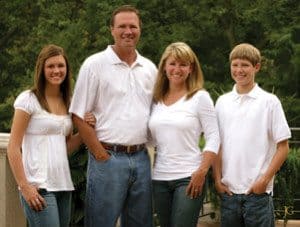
{"left": 215, "top": 84, "right": 291, "bottom": 194}
{"left": 149, "top": 90, "right": 220, "bottom": 180}
{"left": 69, "top": 45, "right": 157, "bottom": 145}
{"left": 14, "top": 90, "right": 74, "bottom": 191}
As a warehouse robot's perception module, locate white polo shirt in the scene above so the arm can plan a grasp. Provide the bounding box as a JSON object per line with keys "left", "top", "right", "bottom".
{"left": 69, "top": 45, "right": 157, "bottom": 145}
{"left": 215, "top": 84, "right": 291, "bottom": 194}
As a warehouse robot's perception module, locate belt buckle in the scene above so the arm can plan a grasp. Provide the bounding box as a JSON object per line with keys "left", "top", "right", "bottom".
{"left": 126, "top": 145, "right": 131, "bottom": 153}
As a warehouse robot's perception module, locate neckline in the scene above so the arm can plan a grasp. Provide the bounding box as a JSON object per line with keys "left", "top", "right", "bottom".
{"left": 162, "top": 94, "right": 186, "bottom": 107}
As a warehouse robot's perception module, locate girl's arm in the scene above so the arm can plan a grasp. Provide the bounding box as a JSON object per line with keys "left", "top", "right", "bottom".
{"left": 7, "top": 109, "right": 46, "bottom": 211}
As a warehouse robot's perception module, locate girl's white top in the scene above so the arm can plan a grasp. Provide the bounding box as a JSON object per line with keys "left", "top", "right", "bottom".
{"left": 14, "top": 90, "right": 74, "bottom": 191}
{"left": 149, "top": 90, "right": 220, "bottom": 180}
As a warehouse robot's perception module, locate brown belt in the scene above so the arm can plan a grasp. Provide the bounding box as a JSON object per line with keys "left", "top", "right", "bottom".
{"left": 101, "top": 142, "right": 146, "bottom": 154}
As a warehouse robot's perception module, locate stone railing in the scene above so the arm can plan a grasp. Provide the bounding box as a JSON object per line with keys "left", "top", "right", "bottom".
{"left": 0, "top": 133, "right": 26, "bottom": 227}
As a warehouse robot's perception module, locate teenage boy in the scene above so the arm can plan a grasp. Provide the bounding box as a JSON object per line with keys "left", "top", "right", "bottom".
{"left": 213, "top": 43, "right": 291, "bottom": 227}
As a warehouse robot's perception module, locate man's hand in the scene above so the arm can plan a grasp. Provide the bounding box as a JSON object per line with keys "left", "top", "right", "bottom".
{"left": 92, "top": 149, "right": 111, "bottom": 162}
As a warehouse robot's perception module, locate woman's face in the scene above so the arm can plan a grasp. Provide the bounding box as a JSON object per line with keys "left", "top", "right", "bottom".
{"left": 164, "top": 56, "right": 192, "bottom": 87}
{"left": 44, "top": 55, "right": 67, "bottom": 86}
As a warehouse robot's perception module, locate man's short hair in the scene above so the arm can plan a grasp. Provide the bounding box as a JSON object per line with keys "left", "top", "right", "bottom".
{"left": 110, "top": 5, "right": 141, "bottom": 27}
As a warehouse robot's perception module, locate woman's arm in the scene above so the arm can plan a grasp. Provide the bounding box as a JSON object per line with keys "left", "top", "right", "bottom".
{"left": 7, "top": 109, "right": 46, "bottom": 211}
{"left": 186, "top": 151, "right": 216, "bottom": 198}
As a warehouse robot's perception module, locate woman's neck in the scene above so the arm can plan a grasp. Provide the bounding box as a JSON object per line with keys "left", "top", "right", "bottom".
{"left": 45, "top": 85, "right": 61, "bottom": 98}
{"left": 168, "top": 84, "right": 187, "bottom": 95}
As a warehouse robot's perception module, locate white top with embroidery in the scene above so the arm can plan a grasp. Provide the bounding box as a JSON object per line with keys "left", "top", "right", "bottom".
{"left": 14, "top": 90, "right": 74, "bottom": 191}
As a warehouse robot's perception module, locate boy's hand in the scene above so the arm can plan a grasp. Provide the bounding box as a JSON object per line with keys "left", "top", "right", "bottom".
{"left": 247, "top": 176, "right": 269, "bottom": 194}
{"left": 84, "top": 112, "right": 96, "bottom": 128}
{"left": 215, "top": 181, "right": 232, "bottom": 195}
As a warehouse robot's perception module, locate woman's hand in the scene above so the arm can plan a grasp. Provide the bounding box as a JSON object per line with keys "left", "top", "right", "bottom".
{"left": 20, "top": 184, "right": 46, "bottom": 211}
{"left": 186, "top": 170, "right": 206, "bottom": 199}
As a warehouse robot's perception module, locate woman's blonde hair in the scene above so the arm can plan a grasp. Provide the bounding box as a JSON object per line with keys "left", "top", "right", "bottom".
{"left": 229, "top": 43, "right": 261, "bottom": 66}
{"left": 153, "top": 42, "right": 204, "bottom": 102}
{"left": 31, "top": 44, "right": 71, "bottom": 112}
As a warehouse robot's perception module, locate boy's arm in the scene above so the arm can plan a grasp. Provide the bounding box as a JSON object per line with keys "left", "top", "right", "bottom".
{"left": 247, "top": 139, "right": 289, "bottom": 194}
{"left": 212, "top": 147, "right": 232, "bottom": 195}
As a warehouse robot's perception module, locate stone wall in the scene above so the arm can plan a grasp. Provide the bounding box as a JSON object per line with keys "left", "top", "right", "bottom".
{"left": 0, "top": 133, "right": 26, "bottom": 227}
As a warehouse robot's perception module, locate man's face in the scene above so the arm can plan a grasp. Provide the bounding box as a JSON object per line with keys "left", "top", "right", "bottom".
{"left": 111, "top": 12, "right": 141, "bottom": 49}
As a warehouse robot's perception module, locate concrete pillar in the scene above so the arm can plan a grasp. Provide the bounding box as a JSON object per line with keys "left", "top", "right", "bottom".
{"left": 0, "top": 133, "right": 26, "bottom": 227}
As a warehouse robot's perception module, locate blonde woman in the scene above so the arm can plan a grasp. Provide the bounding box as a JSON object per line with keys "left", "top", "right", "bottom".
{"left": 149, "top": 42, "right": 220, "bottom": 227}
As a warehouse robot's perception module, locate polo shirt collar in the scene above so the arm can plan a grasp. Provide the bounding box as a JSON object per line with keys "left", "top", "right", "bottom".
{"left": 232, "top": 83, "right": 261, "bottom": 100}
{"left": 106, "top": 45, "right": 143, "bottom": 67}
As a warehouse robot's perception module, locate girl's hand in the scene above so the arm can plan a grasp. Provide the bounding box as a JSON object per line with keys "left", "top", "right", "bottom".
{"left": 84, "top": 112, "right": 96, "bottom": 128}
{"left": 20, "top": 184, "right": 46, "bottom": 211}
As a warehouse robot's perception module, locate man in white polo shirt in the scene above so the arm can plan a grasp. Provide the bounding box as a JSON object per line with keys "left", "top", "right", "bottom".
{"left": 213, "top": 43, "right": 291, "bottom": 227}
{"left": 69, "top": 5, "right": 157, "bottom": 227}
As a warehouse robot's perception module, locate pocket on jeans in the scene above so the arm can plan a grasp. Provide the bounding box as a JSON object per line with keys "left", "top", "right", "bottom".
{"left": 247, "top": 193, "right": 270, "bottom": 206}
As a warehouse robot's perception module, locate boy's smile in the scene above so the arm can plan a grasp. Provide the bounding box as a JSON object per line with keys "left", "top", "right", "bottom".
{"left": 230, "top": 58, "right": 260, "bottom": 94}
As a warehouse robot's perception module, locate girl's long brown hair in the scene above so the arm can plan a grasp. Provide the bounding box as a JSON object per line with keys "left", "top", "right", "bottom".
{"left": 31, "top": 44, "right": 72, "bottom": 112}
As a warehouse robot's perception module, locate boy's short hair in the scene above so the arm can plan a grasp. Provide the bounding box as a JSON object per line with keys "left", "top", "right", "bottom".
{"left": 229, "top": 43, "right": 261, "bottom": 66}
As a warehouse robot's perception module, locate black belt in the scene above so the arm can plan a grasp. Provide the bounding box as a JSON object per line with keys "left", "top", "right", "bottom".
{"left": 101, "top": 142, "right": 146, "bottom": 154}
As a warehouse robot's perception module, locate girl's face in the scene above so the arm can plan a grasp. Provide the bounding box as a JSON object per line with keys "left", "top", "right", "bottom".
{"left": 164, "top": 56, "right": 192, "bottom": 87}
{"left": 44, "top": 55, "right": 67, "bottom": 86}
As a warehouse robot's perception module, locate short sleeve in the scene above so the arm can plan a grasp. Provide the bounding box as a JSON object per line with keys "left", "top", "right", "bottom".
{"left": 69, "top": 60, "right": 99, "bottom": 119}
{"left": 14, "top": 90, "right": 38, "bottom": 115}
{"left": 270, "top": 96, "right": 291, "bottom": 143}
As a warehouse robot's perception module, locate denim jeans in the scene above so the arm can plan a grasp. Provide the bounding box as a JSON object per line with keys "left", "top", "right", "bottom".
{"left": 85, "top": 149, "right": 153, "bottom": 227}
{"left": 20, "top": 189, "right": 72, "bottom": 227}
{"left": 153, "top": 177, "right": 204, "bottom": 227}
{"left": 220, "top": 193, "right": 275, "bottom": 227}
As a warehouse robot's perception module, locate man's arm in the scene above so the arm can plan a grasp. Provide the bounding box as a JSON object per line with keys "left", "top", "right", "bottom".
{"left": 72, "top": 114, "right": 110, "bottom": 161}
{"left": 247, "top": 139, "right": 289, "bottom": 194}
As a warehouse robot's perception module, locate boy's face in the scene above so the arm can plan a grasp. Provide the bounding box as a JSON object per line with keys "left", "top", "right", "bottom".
{"left": 230, "top": 58, "right": 260, "bottom": 93}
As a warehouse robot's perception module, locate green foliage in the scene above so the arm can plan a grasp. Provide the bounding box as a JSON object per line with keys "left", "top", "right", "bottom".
{"left": 69, "top": 145, "right": 88, "bottom": 226}
{"left": 1, "top": 0, "right": 300, "bottom": 132}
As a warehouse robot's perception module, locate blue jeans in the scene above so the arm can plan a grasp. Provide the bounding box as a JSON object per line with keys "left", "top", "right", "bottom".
{"left": 20, "top": 189, "right": 72, "bottom": 227}
{"left": 221, "top": 193, "right": 275, "bottom": 227}
{"left": 153, "top": 177, "right": 204, "bottom": 227}
{"left": 85, "top": 149, "right": 153, "bottom": 227}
